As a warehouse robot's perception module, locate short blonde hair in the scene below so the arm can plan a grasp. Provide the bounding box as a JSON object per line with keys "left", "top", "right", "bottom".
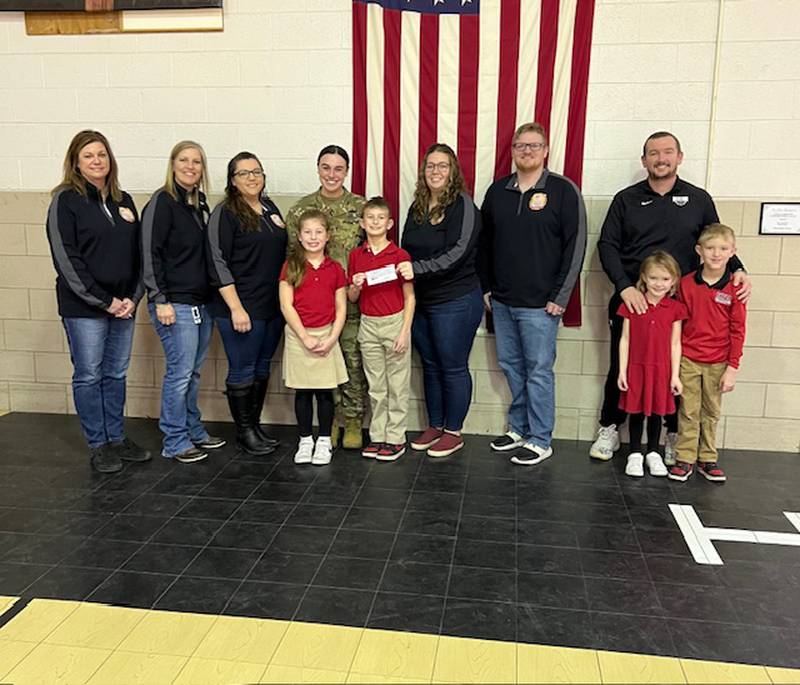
{"left": 637, "top": 250, "right": 681, "bottom": 296}
{"left": 513, "top": 122, "right": 548, "bottom": 145}
{"left": 698, "top": 223, "right": 736, "bottom": 246}
{"left": 164, "top": 140, "right": 209, "bottom": 209}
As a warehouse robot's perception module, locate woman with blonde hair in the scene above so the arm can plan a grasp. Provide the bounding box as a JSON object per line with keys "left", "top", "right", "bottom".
{"left": 47, "top": 129, "right": 150, "bottom": 473}
{"left": 400, "top": 143, "right": 483, "bottom": 458}
{"left": 142, "top": 141, "right": 223, "bottom": 464}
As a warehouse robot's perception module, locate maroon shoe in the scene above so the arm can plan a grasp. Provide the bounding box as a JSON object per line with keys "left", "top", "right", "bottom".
{"left": 361, "top": 442, "right": 382, "bottom": 459}
{"left": 410, "top": 427, "right": 443, "bottom": 451}
{"left": 376, "top": 443, "right": 405, "bottom": 462}
{"left": 697, "top": 462, "right": 727, "bottom": 482}
{"left": 668, "top": 461, "right": 694, "bottom": 482}
{"left": 427, "top": 432, "right": 464, "bottom": 458}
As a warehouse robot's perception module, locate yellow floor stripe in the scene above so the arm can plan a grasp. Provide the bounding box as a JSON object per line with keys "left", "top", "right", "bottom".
{"left": 0, "top": 599, "right": 798, "bottom": 684}
{"left": 0, "top": 595, "right": 19, "bottom": 616}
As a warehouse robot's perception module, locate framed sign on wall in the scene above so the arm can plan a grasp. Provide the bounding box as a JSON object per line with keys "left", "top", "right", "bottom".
{"left": 759, "top": 203, "right": 800, "bottom": 236}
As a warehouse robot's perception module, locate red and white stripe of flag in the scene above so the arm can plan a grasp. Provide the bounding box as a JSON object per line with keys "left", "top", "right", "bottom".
{"left": 352, "top": 0, "right": 595, "bottom": 230}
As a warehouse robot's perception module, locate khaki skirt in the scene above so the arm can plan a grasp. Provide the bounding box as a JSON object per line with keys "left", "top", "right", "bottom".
{"left": 282, "top": 323, "right": 349, "bottom": 389}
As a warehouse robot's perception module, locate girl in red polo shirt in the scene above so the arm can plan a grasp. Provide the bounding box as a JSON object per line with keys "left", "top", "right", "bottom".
{"left": 617, "top": 251, "right": 687, "bottom": 478}
{"left": 279, "top": 209, "right": 348, "bottom": 465}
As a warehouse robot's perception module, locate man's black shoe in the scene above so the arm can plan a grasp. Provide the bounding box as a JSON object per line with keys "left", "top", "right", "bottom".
{"left": 90, "top": 445, "right": 123, "bottom": 474}
{"left": 110, "top": 437, "right": 152, "bottom": 462}
{"left": 193, "top": 436, "right": 226, "bottom": 450}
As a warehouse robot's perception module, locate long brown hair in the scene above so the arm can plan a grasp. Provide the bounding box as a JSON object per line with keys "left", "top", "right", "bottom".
{"left": 284, "top": 209, "right": 329, "bottom": 288}
{"left": 164, "top": 140, "right": 209, "bottom": 210}
{"left": 223, "top": 151, "right": 264, "bottom": 232}
{"left": 411, "top": 143, "right": 465, "bottom": 224}
{"left": 53, "top": 129, "right": 122, "bottom": 202}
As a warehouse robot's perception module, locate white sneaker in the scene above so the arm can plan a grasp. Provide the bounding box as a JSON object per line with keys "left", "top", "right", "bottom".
{"left": 490, "top": 431, "right": 525, "bottom": 452}
{"left": 663, "top": 432, "right": 678, "bottom": 466}
{"left": 625, "top": 452, "right": 644, "bottom": 478}
{"left": 645, "top": 451, "right": 668, "bottom": 477}
{"left": 294, "top": 436, "right": 314, "bottom": 464}
{"left": 589, "top": 424, "right": 620, "bottom": 461}
{"left": 510, "top": 443, "right": 553, "bottom": 466}
{"left": 312, "top": 436, "right": 333, "bottom": 465}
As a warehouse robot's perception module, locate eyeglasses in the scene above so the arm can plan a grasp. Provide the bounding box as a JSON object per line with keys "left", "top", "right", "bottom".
{"left": 425, "top": 162, "right": 450, "bottom": 172}
{"left": 512, "top": 142, "right": 546, "bottom": 152}
{"left": 234, "top": 169, "right": 264, "bottom": 179}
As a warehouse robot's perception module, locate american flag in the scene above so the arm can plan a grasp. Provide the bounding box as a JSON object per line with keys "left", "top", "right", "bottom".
{"left": 351, "top": 0, "right": 596, "bottom": 325}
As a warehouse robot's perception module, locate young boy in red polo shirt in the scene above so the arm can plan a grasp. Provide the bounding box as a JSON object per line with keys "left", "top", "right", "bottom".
{"left": 348, "top": 197, "right": 415, "bottom": 461}
{"left": 669, "top": 223, "right": 746, "bottom": 483}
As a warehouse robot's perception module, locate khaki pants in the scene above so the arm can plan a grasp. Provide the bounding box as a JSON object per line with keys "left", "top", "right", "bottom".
{"left": 357, "top": 312, "right": 411, "bottom": 444}
{"left": 676, "top": 357, "right": 726, "bottom": 464}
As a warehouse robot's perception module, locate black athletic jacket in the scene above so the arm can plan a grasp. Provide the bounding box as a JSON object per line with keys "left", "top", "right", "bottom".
{"left": 479, "top": 169, "right": 587, "bottom": 309}
{"left": 141, "top": 184, "right": 210, "bottom": 306}
{"left": 401, "top": 192, "right": 481, "bottom": 307}
{"left": 206, "top": 200, "right": 288, "bottom": 320}
{"left": 46, "top": 181, "right": 143, "bottom": 318}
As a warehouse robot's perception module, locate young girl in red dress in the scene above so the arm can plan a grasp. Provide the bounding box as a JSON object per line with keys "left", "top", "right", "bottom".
{"left": 617, "top": 251, "right": 687, "bottom": 478}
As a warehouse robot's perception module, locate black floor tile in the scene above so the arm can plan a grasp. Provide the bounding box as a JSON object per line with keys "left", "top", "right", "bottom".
{"left": 379, "top": 561, "right": 449, "bottom": 596}
{"left": 453, "top": 539, "right": 516, "bottom": 570}
{"left": 342, "top": 507, "right": 404, "bottom": 533}
{"left": 353, "top": 487, "right": 410, "bottom": 510}
{"left": 645, "top": 554, "right": 720, "bottom": 586}
{"left": 461, "top": 494, "right": 515, "bottom": 519}
{"left": 267, "top": 526, "right": 337, "bottom": 555}
{"left": 209, "top": 521, "right": 278, "bottom": 551}
{"left": 517, "top": 572, "right": 587, "bottom": 610}
{"left": 184, "top": 547, "right": 261, "bottom": 580}
{"left": 654, "top": 582, "right": 741, "bottom": 623}
{"left": 154, "top": 576, "right": 239, "bottom": 614}
{"left": 94, "top": 514, "right": 169, "bottom": 542}
{"left": 175, "top": 497, "right": 242, "bottom": 521}
{"left": 225, "top": 580, "right": 305, "bottom": 620}
{"left": 123, "top": 493, "right": 191, "bottom": 518}
{"left": 295, "top": 586, "right": 373, "bottom": 627}
{"left": 248, "top": 551, "right": 322, "bottom": 585}
{"left": 579, "top": 549, "right": 648, "bottom": 580}
{"left": 61, "top": 538, "right": 142, "bottom": 570}
{"left": 0, "top": 561, "right": 51, "bottom": 594}
{"left": 151, "top": 518, "right": 222, "bottom": 546}
{"left": 667, "top": 618, "right": 788, "bottom": 666}
{"left": 287, "top": 504, "right": 348, "bottom": 529}
{"left": 26, "top": 565, "right": 110, "bottom": 600}
{"left": 2, "top": 534, "right": 86, "bottom": 565}
{"left": 122, "top": 543, "right": 202, "bottom": 575}
{"left": 313, "top": 555, "right": 385, "bottom": 591}
{"left": 390, "top": 533, "right": 455, "bottom": 565}
{"left": 405, "top": 491, "right": 461, "bottom": 515}
{"left": 574, "top": 524, "right": 640, "bottom": 553}
{"left": 592, "top": 612, "right": 676, "bottom": 656}
{"left": 400, "top": 510, "right": 459, "bottom": 537}
{"left": 46, "top": 512, "right": 114, "bottom": 537}
{"left": 516, "top": 604, "right": 598, "bottom": 649}
{"left": 368, "top": 592, "right": 445, "bottom": 633}
{"left": 232, "top": 500, "right": 294, "bottom": 524}
{"left": 251, "top": 481, "right": 309, "bottom": 502}
{"left": 730, "top": 587, "right": 800, "bottom": 628}
{"left": 449, "top": 566, "right": 516, "bottom": 603}
{"left": 0, "top": 508, "right": 53, "bottom": 534}
{"left": 329, "top": 529, "right": 396, "bottom": 560}
{"left": 459, "top": 515, "right": 516, "bottom": 541}
{"left": 199, "top": 477, "right": 262, "bottom": 500}
{"left": 301, "top": 484, "right": 360, "bottom": 506}
{"left": 517, "top": 545, "right": 582, "bottom": 575}
{"left": 516, "top": 521, "right": 579, "bottom": 548}
{"left": 464, "top": 476, "right": 515, "bottom": 497}
{"left": 585, "top": 576, "right": 664, "bottom": 616}
{"left": 442, "top": 598, "right": 516, "bottom": 641}
{"left": 89, "top": 570, "right": 176, "bottom": 608}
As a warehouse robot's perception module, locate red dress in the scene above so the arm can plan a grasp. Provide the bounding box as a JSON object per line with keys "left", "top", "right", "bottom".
{"left": 618, "top": 297, "right": 687, "bottom": 417}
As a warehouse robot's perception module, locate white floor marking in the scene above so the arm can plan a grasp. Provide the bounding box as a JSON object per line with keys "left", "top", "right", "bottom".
{"left": 668, "top": 505, "right": 800, "bottom": 565}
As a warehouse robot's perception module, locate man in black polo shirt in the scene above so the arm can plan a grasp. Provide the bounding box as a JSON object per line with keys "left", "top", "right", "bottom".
{"left": 480, "top": 122, "right": 586, "bottom": 466}
{"left": 590, "top": 131, "right": 751, "bottom": 463}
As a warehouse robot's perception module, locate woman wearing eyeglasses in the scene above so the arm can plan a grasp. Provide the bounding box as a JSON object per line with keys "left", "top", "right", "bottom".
{"left": 207, "top": 152, "right": 288, "bottom": 455}
{"left": 400, "top": 143, "right": 483, "bottom": 458}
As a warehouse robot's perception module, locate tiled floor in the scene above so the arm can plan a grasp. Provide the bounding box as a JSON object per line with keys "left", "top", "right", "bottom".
{"left": 1, "top": 412, "right": 799, "bottom": 682}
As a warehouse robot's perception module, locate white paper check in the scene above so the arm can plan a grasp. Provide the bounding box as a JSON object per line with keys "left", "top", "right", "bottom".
{"left": 365, "top": 264, "right": 398, "bottom": 286}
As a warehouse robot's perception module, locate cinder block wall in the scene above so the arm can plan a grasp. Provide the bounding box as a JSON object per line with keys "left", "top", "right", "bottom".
{"left": 1, "top": 191, "right": 797, "bottom": 453}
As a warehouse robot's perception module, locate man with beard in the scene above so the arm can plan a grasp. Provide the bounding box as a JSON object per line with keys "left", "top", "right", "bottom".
{"left": 589, "top": 131, "right": 751, "bottom": 463}
{"left": 479, "top": 122, "right": 587, "bottom": 466}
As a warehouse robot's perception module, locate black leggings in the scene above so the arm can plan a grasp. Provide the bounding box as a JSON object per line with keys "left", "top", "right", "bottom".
{"left": 628, "top": 413, "right": 662, "bottom": 454}
{"left": 295, "top": 389, "right": 334, "bottom": 437}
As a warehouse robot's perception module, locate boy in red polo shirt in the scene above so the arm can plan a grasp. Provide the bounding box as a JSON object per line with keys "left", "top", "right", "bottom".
{"left": 669, "top": 223, "right": 746, "bottom": 483}
{"left": 348, "top": 197, "right": 415, "bottom": 461}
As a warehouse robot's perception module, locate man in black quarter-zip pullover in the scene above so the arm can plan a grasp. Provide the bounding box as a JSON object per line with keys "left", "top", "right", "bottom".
{"left": 479, "top": 122, "right": 587, "bottom": 467}
{"left": 589, "top": 131, "right": 752, "bottom": 464}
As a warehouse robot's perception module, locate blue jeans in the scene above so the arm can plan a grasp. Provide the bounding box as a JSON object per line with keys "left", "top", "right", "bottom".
{"left": 412, "top": 287, "right": 483, "bottom": 432}
{"left": 492, "top": 299, "right": 560, "bottom": 449}
{"left": 149, "top": 303, "right": 213, "bottom": 457}
{"left": 62, "top": 316, "right": 135, "bottom": 449}
{"left": 215, "top": 315, "right": 284, "bottom": 386}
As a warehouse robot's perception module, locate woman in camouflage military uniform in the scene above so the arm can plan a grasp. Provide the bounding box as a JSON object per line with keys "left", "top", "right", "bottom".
{"left": 284, "top": 146, "right": 367, "bottom": 449}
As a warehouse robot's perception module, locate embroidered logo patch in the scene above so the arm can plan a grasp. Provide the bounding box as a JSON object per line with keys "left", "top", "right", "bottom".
{"left": 672, "top": 195, "right": 689, "bottom": 207}
{"left": 118, "top": 207, "right": 135, "bottom": 223}
{"left": 270, "top": 213, "right": 285, "bottom": 228}
{"left": 715, "top": 292, "right": 732, "bottom": 306}
{"left": 529, "top": 192, "right": 547, "bottom": 211}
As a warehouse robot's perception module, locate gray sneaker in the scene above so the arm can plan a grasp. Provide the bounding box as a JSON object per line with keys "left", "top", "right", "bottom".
{"left": 170, "top": 447, "right": 208, "bottom": 464}
{"left": 663, "top": 432, "right": 678, "bottom": 466}
{"left": 589, "top": 425, "right": 620, "bottom": 461}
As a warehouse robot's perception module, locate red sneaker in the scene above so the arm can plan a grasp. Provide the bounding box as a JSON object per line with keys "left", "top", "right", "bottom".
{"left": 410, "top": 427, "right": 443, "bottom": 451}
{"left": 697, "top": 461, "right": 727, "bottom": 482}
{"left": 427, "top": 432, "right": 464, "bottom": 458}
{"left": 361, "top": 442, "right": 382, "bottom": 459}
{"left": 376, "top": 443, "right": 405, "bottom": 462}
{"left": 668, "top": 461, "right": 694, "bottom": 482}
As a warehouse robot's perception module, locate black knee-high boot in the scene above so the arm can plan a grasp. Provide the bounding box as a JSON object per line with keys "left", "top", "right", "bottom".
{"left": 251, "top": 377, "right": 279, "bottom": 447}
{"left": 226, "top": 383, "right": 274, "bottom": 456}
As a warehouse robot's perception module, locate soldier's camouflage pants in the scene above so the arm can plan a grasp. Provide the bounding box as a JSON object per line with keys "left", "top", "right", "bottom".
{"left": 335, "top": 313, "right": 367, "bottom": 419}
